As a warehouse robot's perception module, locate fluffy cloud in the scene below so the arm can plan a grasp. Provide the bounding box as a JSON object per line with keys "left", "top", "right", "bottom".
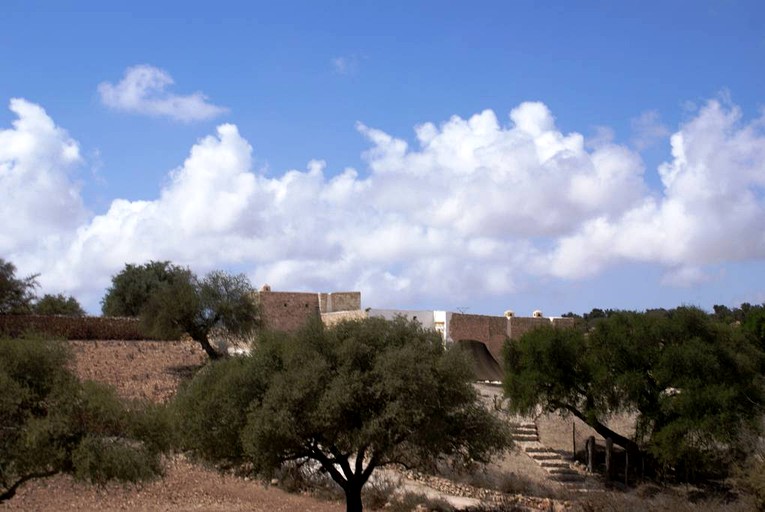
{"left": 0, "top": 99, "right": 87, "bottom": 259}
{"left": 98, "top": 65, "right": 227, "bottom": 122}
{"left": 4, "top": 97, "right": 765, "bottom": 311}
{"left": 548, "top": 100, "right": 765, "bottom": 283}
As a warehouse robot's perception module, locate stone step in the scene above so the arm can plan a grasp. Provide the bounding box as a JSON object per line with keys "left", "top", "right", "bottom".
{"left": 523, "top": 446, "right": 557, "bottom": 454}
{"left": 512, "top": 434, "right": 539, "bottom": 442}
{"left": 547, "top": 467, "right": 581, "bottom": 476}
{"left": 550, "top": 473, "right": 586, "bottom": 483}
{"left": 539, "top": 461, "right": 570, "bottom": 469}
{"left": 528, "top": 452, "right": 560, "bottom": 461}
{"left": 512, "top": 428, "right": 538, "bottom": 436}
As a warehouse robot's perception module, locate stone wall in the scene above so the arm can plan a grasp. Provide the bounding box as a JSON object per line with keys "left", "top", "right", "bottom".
{"left": 551, "top": 317, "right": 576, "bottom": 329}
{"left": 257, "top": 291, "right": 321, "bottom": 333}
{"left": 448, "top": 314, "right": 574, "bottom": 369}
{"left": 321, "top": 309, "right": 368, "bottom": 326}
{"left": 0, "top": 314, "right": 148, "bottom": 340}
{"left": 318, "top": 292, "right": 361, "bottom": 313}
{"left": 508, "top": 316, "right": 553, "bottom": 340}
{"left": 449, "top": 313, "right": 510, "bottom": 364}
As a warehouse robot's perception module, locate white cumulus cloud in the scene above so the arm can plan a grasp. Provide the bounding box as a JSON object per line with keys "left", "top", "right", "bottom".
{"left": 98, "top": 65, "right": 227, "bottom": 122}
{"left": 4, "top": 97, "right": 765, "bottom": 312}
{"left": 548, "top": 99, "right": 765, "bottom": 282}
{"left": 0, "top": 99, "right": 87, "bottom": 262}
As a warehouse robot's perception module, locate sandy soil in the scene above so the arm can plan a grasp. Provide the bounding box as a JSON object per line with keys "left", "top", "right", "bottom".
{"left": 67, "top": 339, "right": 207, "bottom": 402}
{"left": 2, "top": 456, "right": 343, "bottom": 512}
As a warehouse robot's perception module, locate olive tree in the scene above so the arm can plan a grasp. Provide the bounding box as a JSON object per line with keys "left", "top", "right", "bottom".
{"left": 0, "top": 335, "right": 164, "bottom": 503}
{"left": 101, "top": 261, "right": 190, "bottom": 317}
{"left": 503, "top": 307, "right": 765, "bottom": 480}
{"left": 140, "top": 270, "right": 260, "bottom": 359}
{"left": 33, "top": 293, "right": 86, "bottom": 316}
{"left": 173, "top": 317, "right": 510, "bottom": 512}
{"left": 0, "top": 258, "right": 38, "bottom": 314}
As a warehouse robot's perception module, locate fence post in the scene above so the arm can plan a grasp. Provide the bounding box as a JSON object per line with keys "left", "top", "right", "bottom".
{"left": 587, "top": 435, "right": 595, "bottom": 473}
{"left": 605, "top": 437, "right": 613, "bottom": 480}
{"left": 572, "top": 422, "right": 576, "bottom": 459}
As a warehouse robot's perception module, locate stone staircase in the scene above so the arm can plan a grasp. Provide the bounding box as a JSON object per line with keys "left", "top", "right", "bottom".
{"left": 511, "top": 421, "right": 594, "bottom": 490}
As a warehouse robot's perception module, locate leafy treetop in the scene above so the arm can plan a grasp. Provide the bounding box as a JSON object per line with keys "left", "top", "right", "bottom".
{"left": 173, "top": 317, "right": 510, "bottom": 512}
{"left": 0, "top": 335, "right": 165, "bottom": 503}
{"left": 101, "top": 261, "right": 190, "bottom": 317}
{"left": 0, "top": 258, "right": 38, "bottom": 314}
{"left": 140, "top": 269, "right": 260, "bottom": 359}
{"left": 33, "top": 293, "right": 86, "bottom": 316}
{"left": 504, "top": 306, "right": 764, "bottom": 481}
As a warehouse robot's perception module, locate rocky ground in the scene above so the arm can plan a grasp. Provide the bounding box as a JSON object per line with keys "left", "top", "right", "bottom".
{"left": 2, "top": 339, "right": 578, "bottom": 511}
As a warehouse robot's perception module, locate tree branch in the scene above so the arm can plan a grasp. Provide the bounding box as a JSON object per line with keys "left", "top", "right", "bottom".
{"left": 0, "top": 469, "right": 59, "bottom": 503}
{"left": 551, "top": 400, "right": 639, "bottom": 454}
{"left": 309, "top": 447, "right": 348, "bottom": 489}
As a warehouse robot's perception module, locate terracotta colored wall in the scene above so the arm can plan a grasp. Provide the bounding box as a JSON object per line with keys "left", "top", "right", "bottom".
{"left": 321, "top": 309, "right": 368, "bottom": 326}
{"left": 0, "top": 314, "right": 148, "bottom": 340}
{"left": 508, "top": 317, "right": 551, "bottom": 340}
{"left": 318, "top": 292, "right": 362, "bottom": 313}
{"left": 257, "top": 291, "right": 321, "bottom": 333}
{"left": 449, "top": 314, "right": 572, "bottom": 368}
{"left": 449, "top": 313, "right": 510, "bottom": 364}
{"left": 551, "top": 317, "right": 576, "bottom": 329}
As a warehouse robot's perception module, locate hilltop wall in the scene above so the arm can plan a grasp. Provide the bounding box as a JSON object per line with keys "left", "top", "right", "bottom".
{"left": 449, "top": 313, "right": 510, "bottom": 364}
{"left": 257, "top": 291, "right": 321, "bottom": 333}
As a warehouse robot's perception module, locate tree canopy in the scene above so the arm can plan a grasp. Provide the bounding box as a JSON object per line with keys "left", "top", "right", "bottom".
{"left": 0, "top": 335, "right": 164, "bottom": 502}
{"left": 0, "top": 258, "right": 38, "bottom": 314}
{"left": 503, "top": 306, "right": 765, "bottom": 480}
{"left": 173, "top": 317, "right": 510, "bottom": 512}
{"left": 33, "top": 293, "right": 86, "bottom": 316}
{"left": 101, "top": 261, "right": 190, "bottom": 317}
{"left": 140, "top": 269, "right": 260, "bottom": 359}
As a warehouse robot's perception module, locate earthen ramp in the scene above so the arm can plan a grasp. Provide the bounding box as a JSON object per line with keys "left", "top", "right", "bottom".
{"left": 459, "top": 340, "right": 503, "bottom": 381}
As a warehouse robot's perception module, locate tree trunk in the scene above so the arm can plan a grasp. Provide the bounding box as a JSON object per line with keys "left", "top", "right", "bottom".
{"left": 1, "top": 470, "right": 58, "bottom": 503}
{"left": 193, "top": 331, "right": 222, "bottom": 360}
{"left": 344, "top": 484, "right": 364, "bottom": 512}
{"left": 558, "top": 402, "right": 640, "bottom": 455}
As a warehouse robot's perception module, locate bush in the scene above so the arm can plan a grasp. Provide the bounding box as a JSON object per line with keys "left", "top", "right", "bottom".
{"left": 0, "top": 335, "right": 163, "bottom": 502}
{"left": 33, "top": 294, "right": 85, "bottom": 316}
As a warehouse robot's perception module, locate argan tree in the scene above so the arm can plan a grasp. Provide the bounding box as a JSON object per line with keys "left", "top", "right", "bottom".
{"left": 33, "top": 293, "right": 86, "bottom": 316}
{"left": 173, "top": 317, "right": 510, "bottom": 512}
{"left": 140, "top": 270, "right": 260, "bottom": 359}
{"left": 0, "top": 335, "right": 164, "bottom": 502}
{"left": 0, "top": 258, "right": 38, "bottom": 314}
{"left": 101, "top": 261, "right": 190, "bottom": 317}
{"left": 503, "top": 307, "right": 765, "bottom": 479}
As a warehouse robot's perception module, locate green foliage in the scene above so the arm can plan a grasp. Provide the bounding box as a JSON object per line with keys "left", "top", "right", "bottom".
{"left": 141, "top": 269, "right": 260, "bottom": 358}
{"left": 33, "top": 293, "right": 86, "bottom": 316}
{"left": 72, "top": 436, "right": 161, "bottom": 485}
{"left": 173, "top": 317, "right": 510, "bottom": 512}
{"left": 0, "top": 258, "right": 38, "bottom": 314}
{"left": 172, "top": 356, "right": 263, "bottom": 465}
{"left": 101, "top": 261, "right": 190, "bottom": 317}
{"left": 0, "top": 335, "right": 163, "bottom": 502}
{"left": 504, "top": 307, "right": 765, "bottom": 481}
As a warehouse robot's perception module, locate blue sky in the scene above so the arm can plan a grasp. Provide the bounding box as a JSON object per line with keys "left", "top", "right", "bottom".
{"left": 1, "top": 1, "right": 764, "bottom": 316}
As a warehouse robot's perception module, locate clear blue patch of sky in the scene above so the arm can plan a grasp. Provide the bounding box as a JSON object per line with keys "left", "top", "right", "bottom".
{"left": 2, "top": 1, "right": 763, "bottom": 208}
